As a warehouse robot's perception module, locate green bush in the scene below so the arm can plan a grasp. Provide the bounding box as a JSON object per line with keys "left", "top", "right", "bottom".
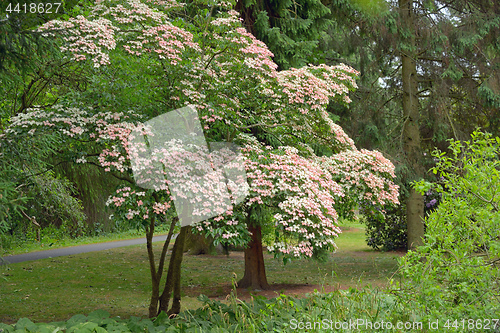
{"left": 399, "top": 130, "right": 500, "bottom": 319}
{"left": 28, "top": 171, "right": 87, "bottom": 235}
{"left": 361, "top": 202, "right": 407, "bottom": 251}
{"left": 362, "top": 188, "right": 442, "bottom": 252}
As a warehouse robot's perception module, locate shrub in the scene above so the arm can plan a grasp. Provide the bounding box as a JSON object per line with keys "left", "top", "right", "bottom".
{"left": 423, "top": 188, "right": 441, "bottom": 216}
{"left": 361, "top": 202, "right": 407, "bottom": 251}
{"left": 362, "top": 186, "right": 442, "bottom": 252}
{"left": 24, "top": 171, "right": 88, "bottom": 238}
{"left": 398, "top": 130, "right": 500, "bottom": 319}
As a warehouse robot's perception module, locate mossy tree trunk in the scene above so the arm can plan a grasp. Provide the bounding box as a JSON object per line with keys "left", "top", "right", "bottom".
{"left": 400, "top": 0, "right": 425, "bottom": 250}
{"left": 183, "top": 228, "right": 217, "bottom": 254}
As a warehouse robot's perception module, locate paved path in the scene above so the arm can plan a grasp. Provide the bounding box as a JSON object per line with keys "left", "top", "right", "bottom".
{"left": 0, "top": 234, "right": 171, "bottom": 265}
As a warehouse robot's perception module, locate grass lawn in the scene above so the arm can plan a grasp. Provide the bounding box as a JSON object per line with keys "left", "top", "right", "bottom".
{"left": 0, "top": 223, "right": 405, "bottom": 324}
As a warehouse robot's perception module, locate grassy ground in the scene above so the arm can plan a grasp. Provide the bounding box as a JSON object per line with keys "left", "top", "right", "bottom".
{"left": 0, "top": 222, "right": 405, "bottom": 324}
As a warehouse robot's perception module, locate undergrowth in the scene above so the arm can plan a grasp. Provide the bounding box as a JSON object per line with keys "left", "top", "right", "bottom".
{"left": 0, "top": 287, "right": 419, "bottom": 333}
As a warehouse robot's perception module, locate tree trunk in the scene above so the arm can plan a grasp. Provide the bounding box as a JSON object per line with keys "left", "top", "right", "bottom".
{"left": 400, "top": 0, "right": 425, "bottom": 250}
{"left": 184, "top": 229, "right": 227, "bottom": 255}
{"left": 158, "top": 225, "right": 189, "bottom": 315}
{"left": 407, "top": 188, "right": 424, "bottom": 249}
{"left": 184, "top": 229, "right": 213, "bottom": 254}
{"left": 238, "top": 223, "right": 270, "bottom": 290}
{"left": 146, "top": 214, "right": 178, "bottom": 318}
{"left": 167, "top": 260, "right": 182, "bottom": 316}
{"left": 146, "top": 216, "right": 160, "bottom": 318}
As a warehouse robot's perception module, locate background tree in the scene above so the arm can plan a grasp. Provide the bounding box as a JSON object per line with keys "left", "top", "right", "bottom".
{"left": 314, "top": 0, "right": 500, "bottom": 249}
{"left": 235, "top": 0, "right": 332, "bottom": 69}
{"left": 398, "top": 0, "right": 425, "bottom": 249}
{"left": 0, "top": 0, "right": 117, "bottom": 242}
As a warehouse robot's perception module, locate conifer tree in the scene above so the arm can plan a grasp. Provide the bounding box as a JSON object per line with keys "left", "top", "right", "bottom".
{"left": 316, "top": 0, "right": 500, "bottom": 249}
{"left": 235, "top": 0, "right": 332, "bottom": 69}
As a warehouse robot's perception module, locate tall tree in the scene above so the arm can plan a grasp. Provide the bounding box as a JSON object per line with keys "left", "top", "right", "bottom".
{"left": 399, "top": 0, "right": 424, "bottom": 249}
{"left": 316, "top": 0, "right": 500, "bottom": 249}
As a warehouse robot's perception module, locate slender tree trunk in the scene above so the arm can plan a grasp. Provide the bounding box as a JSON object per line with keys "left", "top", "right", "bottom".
{"left": 146, "top": 214, "right": 178, "bottom": 318}
{"left": 146, "top": 216, "right": 160, "bottom": 318}
{"left": 158, "top": 225, "right": 189, "bottom": 315}
{"left": 238, "top": 222, "right": 270, "bottom": 290}
{"left": 167, "top": 259, "right": 182, "bottom": 316}
{"left": 400, "top": 0, "right": 425, "bottom": 250}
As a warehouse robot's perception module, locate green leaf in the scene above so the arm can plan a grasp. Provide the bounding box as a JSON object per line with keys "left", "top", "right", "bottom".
{"left": 0, "top": 323, "right": 14, "bottom": 332}
{"left": 14, "top": 318, "right": 37, "bottom": 331}
{"left": 87, "top": 310, "right": 110, "bottom": 320}
{"left": 66, "top": 314, "right": 88, "bottom": 328}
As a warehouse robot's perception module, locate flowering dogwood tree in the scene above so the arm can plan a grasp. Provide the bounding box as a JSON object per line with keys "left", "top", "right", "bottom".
{"left": 4, "top": 0, "right": 399, "bottom": 316}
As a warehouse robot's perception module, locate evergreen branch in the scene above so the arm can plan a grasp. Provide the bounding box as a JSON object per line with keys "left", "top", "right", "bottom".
{"left": 445, "top": 108, "right": 459, "bottom": 141}
{"left": 417, "top": 56, "right": 444, "bottom": 63}
{"left": 416, "top": 88, "right": 431, "bottom": 96}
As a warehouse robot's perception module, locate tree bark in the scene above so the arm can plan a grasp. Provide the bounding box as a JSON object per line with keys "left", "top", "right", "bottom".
{"left": 167, "top": 259, "right": 182, "bottom": 316}
{"left": 158, "top": 225, "right": 189, "bottom": 315}
{"left": 184, "top": 229, "right": 229, "bottom": 255}
{"left": 407, "top": 188, "right": 424, "bottom": 249}
{"left": 146, "top": 216, "right": 160, "bottom": 318}
{"left": 238, "top": 223, "right": 270, "bottom": 290}
{"left": 400, "top": 0, "right": 425, "bottom": 250}
{"left": 146, "top": 214, "right": 178, "bottom": 318}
